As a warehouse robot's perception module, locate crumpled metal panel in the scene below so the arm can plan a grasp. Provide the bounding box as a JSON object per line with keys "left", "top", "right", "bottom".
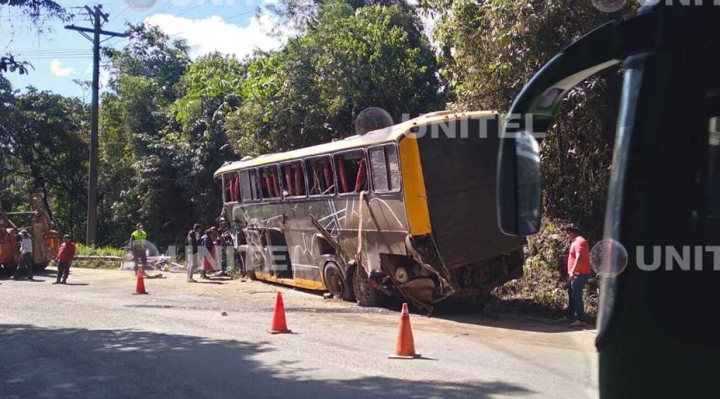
{"left": 417, "top": 117, "right": 526, "bottom": 270}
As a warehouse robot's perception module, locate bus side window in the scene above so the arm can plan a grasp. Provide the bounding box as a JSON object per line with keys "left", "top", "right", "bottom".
{"left": 240, "top": 170, "right": 261, "bottom": 202}
{"left": 306, "top": 156, "right": 334, "bottom": 196}
{"left": 334, "top": 150, "right": 367, "bottom": 194}
{"left": 224, "top": 173, "right": 240, "bottom": 203}
{"left": 230, "top": 172, "right": 241, "bottom": 203}
{"left": 369, "top": 145, "right": 401, "bottom": 192}
{"left": 282, "top": 162, "right": 306, "bottom": 197}
{"left": 260, "top": 166, "right": 280, "bottom": 199}
{"left": 223, "top": 174, "right": 231, "bottom": 203}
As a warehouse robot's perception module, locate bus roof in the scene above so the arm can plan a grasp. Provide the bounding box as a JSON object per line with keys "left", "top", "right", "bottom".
{"left": 213, "top": 110, "right": 496, "bottom": 177}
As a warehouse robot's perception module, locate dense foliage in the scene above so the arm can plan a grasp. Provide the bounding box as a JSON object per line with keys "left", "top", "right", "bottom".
{"left": 1, "top": 0, "right": 444, "bottom": 250}
{"left": 2, "top": 0, "right": 639, "bottom": 315}
{"left": 429, "top": 0, "right": 637, "bottom": 240}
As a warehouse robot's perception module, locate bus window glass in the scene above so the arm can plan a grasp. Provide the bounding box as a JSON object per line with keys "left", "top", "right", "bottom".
{"left": 334, "top": 150, "right": 367, "bottom": 193}
{"left": 240, "top": 170, "right": 261, "bottom": 202}
{"left": 223, "top": 172, "right": 240, "bottom": 203}
{"left": 369, "top": 145, "right": 401, "bottom": 192}
{"left": 222, "top": 174, "right": 229, "bottom": 203}
{"left": 306, "top": 156, "right": 335, "bottom": 196}
{"left": 387, "top": 146, "right": 401, "bottom": 191}
{"left": 259, "top": 166, "right": 281, "bottom": 199}
{"left": 369, "top": 148, "right": 389, "bottom": 191}
{"left": 281, "top": 162, "right": 306, "bottom": 197}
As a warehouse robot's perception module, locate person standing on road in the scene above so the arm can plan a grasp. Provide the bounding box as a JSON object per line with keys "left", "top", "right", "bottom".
{"left": 186, "top": 224, "right": 202, "bottom": 283}
{"left": 200, "top": 228, "right": 216, "bottom": 280}
{"left": 218, "top": 223, "right": 234, "bottom": 277}
{"left": 12, "top": 230, "right": 34, "bottom": 281}
{"left": 130, "top": 223, "right": 148, "bottom": 276}
{"left": 560, "top": 224, "right": 591, "bottom": 327}
{"left": 54, "top": 235, "right": 76, "bottom": 285}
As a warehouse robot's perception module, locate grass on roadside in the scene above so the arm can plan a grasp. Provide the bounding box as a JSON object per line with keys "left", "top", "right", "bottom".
{"left": 64, "top": 244, "right": 125, "bottom": 270}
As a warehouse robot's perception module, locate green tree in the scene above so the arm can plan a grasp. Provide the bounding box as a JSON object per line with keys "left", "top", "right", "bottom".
{"left": 99, "top": 24, "right": 192, "bottom": 247}
{"left": 166, "top": 53, "right": 246, "bottom": 237}
{"left": 227, "top": 0, "right": 444, "bottom": 156}
{"left": 0, "top": 77, "right": 89, "bottom": 238}
{"left": 430, "top": 0, "right": 637, "bottom": 238}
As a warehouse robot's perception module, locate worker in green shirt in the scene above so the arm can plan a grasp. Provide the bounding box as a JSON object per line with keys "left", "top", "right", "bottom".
{"left": 130, "top": 223, "right": 148, "bottom": 276}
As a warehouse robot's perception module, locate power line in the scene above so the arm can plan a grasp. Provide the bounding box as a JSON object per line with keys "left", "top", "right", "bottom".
{"left": 175, "top": 4, "right": 202, "bottom": 18}
{"left": 109, "top": 4, "right": 130, "bottom": 24}
{"left": 19, "top": 56, "right": 93, "bottom": 60}
{"left": 10, "top": 48, "right": 90, "bottom": 54}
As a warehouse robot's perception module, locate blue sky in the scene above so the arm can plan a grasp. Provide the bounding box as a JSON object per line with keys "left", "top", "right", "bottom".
{"left": 2, "top": 0, "right": 286, "bottom": 99}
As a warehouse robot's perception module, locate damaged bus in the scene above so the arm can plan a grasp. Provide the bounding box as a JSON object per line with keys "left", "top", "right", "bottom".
{"left": 214, "top": 110, "right": 525, "bottom": 312}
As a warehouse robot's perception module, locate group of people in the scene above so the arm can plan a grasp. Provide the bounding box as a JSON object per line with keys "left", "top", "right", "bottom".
{"left": 8, "top": 229, "right": 76, "bottom": 284}
{"left": 127, "top": 220, "right": 237, "bottom": 284}
{"left": 185, "top": 220, "right": 236, "bottom": 283}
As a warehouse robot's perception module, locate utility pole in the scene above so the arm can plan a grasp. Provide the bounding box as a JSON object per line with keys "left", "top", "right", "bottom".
{"left": 65, "top": 5, "right": 127, "bottom": 246}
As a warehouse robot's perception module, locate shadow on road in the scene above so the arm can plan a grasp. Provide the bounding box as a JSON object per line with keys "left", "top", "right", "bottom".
{"left": 0, "top": 324, "right": 533, "bottom": 399}
{"left": 232, "top": 278, "right": 582, "bottom": 334}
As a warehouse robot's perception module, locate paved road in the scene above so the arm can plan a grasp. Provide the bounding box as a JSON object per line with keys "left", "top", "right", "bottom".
{"left": 0, "top": 267, "right": 599, "bottom": 399}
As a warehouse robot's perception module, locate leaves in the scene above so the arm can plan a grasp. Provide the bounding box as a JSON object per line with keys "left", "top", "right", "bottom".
{"left": 227, "top": 0, "right": 443, "bottom": 157}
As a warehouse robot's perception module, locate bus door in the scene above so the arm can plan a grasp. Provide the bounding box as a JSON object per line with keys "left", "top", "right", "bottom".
{"left": 263, "top": 229, "right": 293, "bottom": 280}
{"left": 243, "top": 220, "right": 265, "bottom": 276}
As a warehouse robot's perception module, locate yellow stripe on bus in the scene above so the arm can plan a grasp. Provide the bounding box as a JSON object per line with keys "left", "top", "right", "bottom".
{"left": 254, "top": 271, "right": 327, "bottom": 291}
{"left": 399, "top": 136, "right": 432, "bottom": 235}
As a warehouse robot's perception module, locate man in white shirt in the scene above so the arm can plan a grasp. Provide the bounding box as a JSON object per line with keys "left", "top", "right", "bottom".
{"left": 13, "top": 230, "right": 34, "bottom": 280}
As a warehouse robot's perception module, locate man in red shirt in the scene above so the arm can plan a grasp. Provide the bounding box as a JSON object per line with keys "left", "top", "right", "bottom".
{"left": 54, "top": 235, "right": 76, "bottom": 285}
{"left": 562, "top": 224, "right": 591, "bottom": 327}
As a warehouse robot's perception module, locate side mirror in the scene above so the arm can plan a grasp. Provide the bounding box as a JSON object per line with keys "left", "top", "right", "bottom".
{"left": 497, "top": 130, "right": 542, "bottom": 236}
{"left": 496, "top": 14, "right": 654, "bottom": 236}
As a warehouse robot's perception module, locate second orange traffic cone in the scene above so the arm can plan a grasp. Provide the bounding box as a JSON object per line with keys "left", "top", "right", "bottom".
{"left": 268, "top": 292, "right": 291, "bottom": 334}
{"left": 389, "top": 303, "right": 420, "bottom": 359}
{"left": 132, "top": 266, "right": 148, "bottom": 295}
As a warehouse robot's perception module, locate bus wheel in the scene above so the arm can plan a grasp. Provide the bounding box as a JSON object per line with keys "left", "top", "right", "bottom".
{"left": 324, "top": 261, "right": 354, "bottom": 301}
{"left": 353, "top": 266, "right": 385, "bottom": 307}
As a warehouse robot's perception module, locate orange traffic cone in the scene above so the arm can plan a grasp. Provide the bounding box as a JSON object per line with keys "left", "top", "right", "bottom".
{"left": 389, "top": 303, "right": 420, "bottom": 359}
{"left": 132, "top": 266, "right": 148, "bottom": 295}
{"left": 269, "top": 292, "right": 291, "bottom": 334}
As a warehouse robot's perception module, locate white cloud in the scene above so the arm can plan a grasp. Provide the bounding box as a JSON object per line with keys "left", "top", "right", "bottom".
{"left": 144, "top": 12, "right": 289, "bottom": 59}
{"left": 50, "top": 59, "right": 75, "bottom": 77}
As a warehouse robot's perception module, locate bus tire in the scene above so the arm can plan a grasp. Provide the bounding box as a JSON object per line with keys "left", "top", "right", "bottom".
{"left": 323, "top": 261, "right": 354, "bottom": 302}
{"left": 353, "top": 266, "right": 385, "bottom": 307}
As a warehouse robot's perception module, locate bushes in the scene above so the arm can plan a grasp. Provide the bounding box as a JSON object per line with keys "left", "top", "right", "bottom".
{"left": 71, "top": 244, "right": 124, "bottom": 270}
{"left": 75, "top": 244, "right": 124, "bottom": 257}
{"left": 492, "top": 220, "right": 599, "bottom": 319}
